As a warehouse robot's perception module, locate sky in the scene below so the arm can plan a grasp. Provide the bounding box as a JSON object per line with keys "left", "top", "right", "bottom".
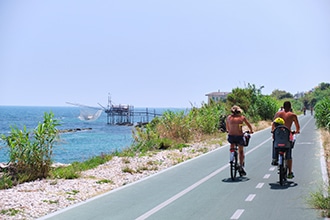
{"left": 0, "top": 0, "right": 329, "bottom": 108}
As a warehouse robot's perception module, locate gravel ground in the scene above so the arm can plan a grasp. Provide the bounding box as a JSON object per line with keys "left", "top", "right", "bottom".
{"left": 0, "top": 142, "right": 222, "bottom": 220}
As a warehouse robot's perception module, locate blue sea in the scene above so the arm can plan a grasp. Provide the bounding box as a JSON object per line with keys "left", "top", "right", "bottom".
{"left": 0, "top": 106, "right": 185, "bottom": 164}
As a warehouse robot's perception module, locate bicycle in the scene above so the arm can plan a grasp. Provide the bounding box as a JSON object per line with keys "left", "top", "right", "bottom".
{"left": 229, "top": 131, "right": 251, "bottom": 180}
{"left": 273, "top": 127, "right": 296, "bottom": 185}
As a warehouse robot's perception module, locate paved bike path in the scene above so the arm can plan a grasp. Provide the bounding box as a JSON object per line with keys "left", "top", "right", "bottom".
{"left": 40, "top": 115, "right": 325, "bottom": 219}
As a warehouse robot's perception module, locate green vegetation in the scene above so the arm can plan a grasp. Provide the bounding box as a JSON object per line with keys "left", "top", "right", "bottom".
{"left": 43, "top": 199, "right": 59, "bottom": 204}
{"left": 66, "top": 189, "right": 79, "bottom": 195}
{"left": 130, "top": 102, "right": 226, "bottom": 154}
{"left": 96, "top": 179, "right": 113, "bottom": 184}
{"left": 314, "top": 97, "right": 330, "bottom": 130}
{"left": 308, "top": 188, "right": 330, "bottom": 218}
{"left": 227, "top": 83, "right": 278, "bottom": 121}
{"left": 0, "top": 173, "right": 13, "bottom": 189}
{"left": 0, "top": 208, "right": 21, "bottom": 216}
{"left": 305, "top": 83, "right": 330, "bottom": 216}
{"left": 0, "top": 112, "right": 59, "bottom": 187}
{"left": 50, "top": 154, "right": 113, "bottom": 179}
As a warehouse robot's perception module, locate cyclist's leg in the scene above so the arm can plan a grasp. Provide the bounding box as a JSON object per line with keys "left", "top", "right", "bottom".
{"left": 238, "top": 145, "right": 246, "bottom": 175}
{"left": 287, "top": 160, "right": 292, "bottom": 172}
{"left": 271, "top": 140, "right": 278, "bottom": 165}
{"left": 238, "top": 145, "right": 244, "bottom": 166}
{"left": 286, "top": 147, "right": 294, "bottom": 178}
{"left": 229, "top": 143, "right": 235, "bottom": 161}
{"left": 228, "top": 135, "right": 238, "bottom": 161}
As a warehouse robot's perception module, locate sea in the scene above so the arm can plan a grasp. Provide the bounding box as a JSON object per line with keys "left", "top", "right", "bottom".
{"left": 0, "top": 106, "right": 186, "bottom": 164}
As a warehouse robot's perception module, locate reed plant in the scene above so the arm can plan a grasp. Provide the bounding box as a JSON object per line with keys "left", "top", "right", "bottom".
{"left": 1, "top": 112, "right": 59, "bottom": 185}
{"left": 314, "top": 97, "right": 330, "bottom": 130}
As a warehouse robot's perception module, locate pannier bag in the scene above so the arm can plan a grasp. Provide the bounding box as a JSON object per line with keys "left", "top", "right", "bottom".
{"left": 243, "top": 132, "right": 251, "bottom": 146}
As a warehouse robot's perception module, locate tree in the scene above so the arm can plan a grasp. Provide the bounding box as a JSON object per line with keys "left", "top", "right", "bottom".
{"left": 226, "top": 87, "right": 252, "bottom": 114}
{"left": 271, "top": 89, "right": 293, "bottom": 100}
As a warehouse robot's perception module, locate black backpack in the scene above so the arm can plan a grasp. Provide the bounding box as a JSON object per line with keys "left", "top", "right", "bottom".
{"left": 273, "top": 125, "right": 291, "bottom": 149}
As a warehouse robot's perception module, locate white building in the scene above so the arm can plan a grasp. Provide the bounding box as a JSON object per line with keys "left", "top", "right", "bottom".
{"left": 205, "top": 90, "right": 230, "bottom": 104}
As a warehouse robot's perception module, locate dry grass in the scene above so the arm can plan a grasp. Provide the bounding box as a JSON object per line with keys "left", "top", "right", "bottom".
{"left": 253, "top": 120, "right": 272, "bottom": 131}
{"left": 321, "top": 129, "right": 330, "bottom": 179}
{"left": 241, "top": 120, "right": 272, "bottom": 133}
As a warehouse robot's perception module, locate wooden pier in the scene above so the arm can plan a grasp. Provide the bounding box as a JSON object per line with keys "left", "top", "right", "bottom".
{"left": 105, "top": 105, "right": 162, "bottom": 125}
{"left": 104, "top": 96, "right": 161, "bottom": 125}
{"left": 68, "top": 95, "right": 162, "bottom": 125}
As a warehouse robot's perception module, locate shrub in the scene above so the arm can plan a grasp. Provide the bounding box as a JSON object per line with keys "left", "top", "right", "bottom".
{"left": 131, "top": 103, "right": 227, "bottom": 152}
{"left": 314, "top": 98, "right": 330, "bottom": 130}
{"left": 0, "top": 173, "right": 13, "bottom": 189}
{"left": 51, "top": 165, "right": 80, "bottom": 179}
{"left": 1, "top": 112, "right": 60, "bottom": 183}
{"left": 253, "top": 95, "right": 278, "bottom": 120}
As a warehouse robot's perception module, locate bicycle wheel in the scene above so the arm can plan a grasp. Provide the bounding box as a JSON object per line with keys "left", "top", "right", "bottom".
{"left": 278, "top": 155, "right": 286, "bottom": 185}
{"left": 283, "top": 161, "right": 288, "bottom": 181}
{"left": 279, "top": 164, "right": 284, "bottom": 185}
{"left": 230, "top": 152, "right": 238, "bottom": 180}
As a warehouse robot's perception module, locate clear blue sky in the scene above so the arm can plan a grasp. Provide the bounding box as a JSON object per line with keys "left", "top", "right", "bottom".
{"left": 1, "top": 0, "right": 329, "bottom": 108}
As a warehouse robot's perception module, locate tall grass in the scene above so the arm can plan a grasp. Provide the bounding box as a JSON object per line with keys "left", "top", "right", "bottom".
{"left": 1, "top": 112, "right": 59, "bottom": 184}
{"left": 131, "top": 103, "right": 227, "bottom": 153}
{"left": 308, "top": 187, "right": 330, "bottom": 218}
{"left": 309, "top": 97, "right": 330, "bottom": 217}
{"left": 315, "top": 97, "right": 330, "bottom": 130}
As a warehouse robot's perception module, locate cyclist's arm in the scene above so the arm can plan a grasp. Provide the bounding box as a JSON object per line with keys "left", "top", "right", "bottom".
{"left": 226, "top": 116, "right": 230, "bottom": 133}
{"left": 243, "top": 117, "right": 254, "bottom": 134}
{"left": 293, "top": 115, "right": 300, "bottom": 133}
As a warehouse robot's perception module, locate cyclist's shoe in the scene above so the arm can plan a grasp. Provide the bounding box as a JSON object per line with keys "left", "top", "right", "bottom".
{"left": 271, "top": 159, "right": 278, "bottom": 166}
{"left": 239, "top": 167, "right": 247, "bottom": 176}
{"left": 287, "top": 172, "right": 294, "bottom": 179}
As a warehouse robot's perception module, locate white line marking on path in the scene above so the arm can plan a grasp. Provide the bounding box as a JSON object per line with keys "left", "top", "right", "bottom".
{"left": 245, "top": 194, "right": 256, "bottom": 202}
{"left": 263, "top": 174, "right": 271, "bottom": 179}
{"left": 256, "top": 183, "right": 264, "bottom": 188}
{"left": 135, "top": 137, "right": 272, "bottom": 220}
{"left": 231, "top": 209, "right": 245, "bottom": 219}
{"left": 135, "top": 163, "right": 229, "bottom": 220}
{"left": 269, "top": 167, "right": 276, "bottom": 171}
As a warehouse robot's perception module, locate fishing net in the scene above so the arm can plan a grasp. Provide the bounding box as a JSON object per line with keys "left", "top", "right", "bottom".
{"left": 78, "top": 107, "right": 103, "bottom": 121}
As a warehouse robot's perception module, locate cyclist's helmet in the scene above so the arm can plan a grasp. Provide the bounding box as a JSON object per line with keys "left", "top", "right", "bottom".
{"left": 273, "top": 117, "right": 285, "bottom": 127}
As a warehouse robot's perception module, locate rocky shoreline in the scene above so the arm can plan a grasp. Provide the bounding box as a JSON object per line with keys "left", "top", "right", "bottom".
{"left": 0, "top": 141, "right": 222, "bottom": 220}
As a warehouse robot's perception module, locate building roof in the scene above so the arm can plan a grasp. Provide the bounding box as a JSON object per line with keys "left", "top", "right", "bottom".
{"left": 205, "top": 91, "right": 230, "bottom": 97}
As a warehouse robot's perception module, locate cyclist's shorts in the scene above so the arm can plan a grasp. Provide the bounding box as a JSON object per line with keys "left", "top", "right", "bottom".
{"left": 228, "top": 135, "right": 245, "bottom": 146}
{"left": 285, "top": 147, "right": 292, "bottom": 160}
